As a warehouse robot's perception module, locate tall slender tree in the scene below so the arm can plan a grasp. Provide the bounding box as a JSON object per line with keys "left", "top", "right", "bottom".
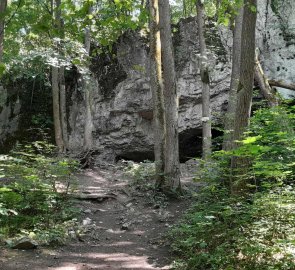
{"left": 230, "top": 0, "right": 257, "bottom": 194}
{"left": 56, "top": 0, "right": 68, "bottom": 150}
{"left": 52, "top": 64, "right": 64, "bottom": 152}
{"left": 232, "top": 0, "right": 257, "bottom": 146}
{"left": 0, "top": 0, "right": 7, "bottom": 63}
{"left": 159, "top": 0, "right": 181, "bottom": 192}
{"left": 196, "top": 0, "right": 212, "bottom": 159}
{"left": 149, "top": 0, "right": 166, "bottom": 189}
{"left": 83, "top": 2, "right": 94, "bottom": 151}
{"left": 52, "top": 0, "right": 65, "bottom": 152}
{"left": 223, "top": 2, "right": 244, "bottom": 151}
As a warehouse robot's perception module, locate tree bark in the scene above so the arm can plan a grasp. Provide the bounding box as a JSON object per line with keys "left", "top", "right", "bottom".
{"left": 83, "top": 3, "right": 94, "bottom": 151}
{"left": 83, "top": 80, "right": 94, "bottom": 151}
{"left": 51, "top": 0, "right": 67, "bottom": 151}
{"left": 149, "top": 0, "right": 166, "bottom": 189}
{"left": 231, "top": 0, "right": 257, "bottom": 194}
{"left": 159, "top": 0, "right": 181, "bottom": 192}
{"left": 254, "top": 50, "right": 279, "bottom": 107}
{"left": 223, "top": 3, "right": 244, "bottom": 151}
{"left": 0, "top": 0, "right": 7, "bottom": 62}
{"left": 232, "top": 0, "right": 257, "bottom": 144}
{"left": 196, "top": 0, "right": 212, "bottom": 160}
{"left": 52, "top": 66, "right": 64, "bottom": 151}
{"left": 51, "top": 0, "right": 63, "bottom": 151}
{"left": 59, "top": 66, "right": 68, "bottom": 149}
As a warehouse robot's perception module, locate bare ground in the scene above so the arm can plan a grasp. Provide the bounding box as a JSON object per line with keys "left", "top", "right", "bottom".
{"left": 0, "top": 167, "right": 197, "bottom": 270}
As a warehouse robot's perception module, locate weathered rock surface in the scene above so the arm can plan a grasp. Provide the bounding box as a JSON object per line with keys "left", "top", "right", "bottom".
{"left": 67, "top": 1, "right": 295, "bottom": 163}
{"left": 68, "top": 19, "right": 230, "bottom": 163}
{"left": 257, "top": 0, "right": 295, "bottom": 98}
{"left": 8, "top": 237, "right": 38, "bottom": 250}
{"left": 1, "top": 1, "right": 294, "bottom": 161}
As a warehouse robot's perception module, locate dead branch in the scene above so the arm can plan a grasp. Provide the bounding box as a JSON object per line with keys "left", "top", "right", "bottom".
{"left": 254, "top": 51, "right": 280, "bottom": 107}
{"left": 268, "top": 80, "right": 295, "bottom": 91}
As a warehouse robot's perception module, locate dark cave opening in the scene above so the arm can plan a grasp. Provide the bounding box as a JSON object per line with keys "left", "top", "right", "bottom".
{"left": 115, "top": 128, "right": 224, "bottom": 163}
{"left": 179, "top": 128, "right": 224, "bottom": 162}
{"left": 116, "top": 151, "right": 155, "bottom": 163}
{"left": 179, "top": 128, "right": 203, "bottom": 162}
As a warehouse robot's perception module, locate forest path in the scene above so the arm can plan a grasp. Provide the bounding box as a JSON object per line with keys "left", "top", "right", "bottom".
{"left": 1, "top": 166, "right": 196, "bottom": 270}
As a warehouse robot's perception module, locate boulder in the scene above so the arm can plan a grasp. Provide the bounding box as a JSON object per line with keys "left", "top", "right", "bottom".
{"left": 9, "top": 237, "right": 38, "bottom": 250}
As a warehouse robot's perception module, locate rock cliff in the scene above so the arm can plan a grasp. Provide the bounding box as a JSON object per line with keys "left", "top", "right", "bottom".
{"left": 68, "top": 1, "right": 295, "bottom": 163}
{"left": 0, "top": 1, "right": 294, "bottom": 162}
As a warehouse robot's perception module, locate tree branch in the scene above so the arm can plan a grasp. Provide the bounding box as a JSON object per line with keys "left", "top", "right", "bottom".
{"left": 268, "top": 80, "right": 295, "bottom": 91}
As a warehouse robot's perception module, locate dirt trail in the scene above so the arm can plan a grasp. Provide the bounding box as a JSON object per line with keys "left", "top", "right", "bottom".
{"left": 0, "top": 167, "right": 195, "bottom": 270}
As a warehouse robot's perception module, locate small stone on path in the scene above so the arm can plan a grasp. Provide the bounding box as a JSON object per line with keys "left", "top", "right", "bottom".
{"left": 83, "top": 217, "right": 92, "bottom": 226}
{"left": 121, "top": 223, "right": 130, "bottom": 230}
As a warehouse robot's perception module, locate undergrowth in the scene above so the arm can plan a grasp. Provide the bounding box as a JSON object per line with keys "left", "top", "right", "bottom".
{"left": 170, "top": 105, "right": 295, "bottom": 270}
{"left": 124, "top": 160, "right": 156, "bottom": 190}
{"left": 0, "top": 141, "right": 79, "bottom": 245}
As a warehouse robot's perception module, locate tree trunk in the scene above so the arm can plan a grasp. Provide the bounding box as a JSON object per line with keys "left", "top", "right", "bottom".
{"left": 196, "top": 0, "right": 212, "bottom": 160}
{"left": 0, "top": 0, "right": 7, "bottom": 62}
{"left": 183, "top": 0, "right": 187, "bottom": 17}
{"left": 83, "top": 3, "right": 94, "bottom": 151}
{"left": 83, "top": 80, "right": 94, "bottom": 151}
{"left": 59, "top": 66, "right": 68, "bottom": 149}
{"left": 223, "top": 4, "right": 244, "bottom": 151}
{"left": 51, "top": 0, "right": 64, "bottom": 152}
{"left": 51, "top": 0, "right": 67, "bottom": 151}
{"left": 159, "top": 0, "right": 181, "bottom": 192}
{"left": 254, "top": 50, "right": 279, "bottom": 107}
{"left": 149, "top": 0, "right": 166, "bottom": 189}
{"left": 232, "top": 0, "right": 257, "bottom": 144}
{"left": 57, "top": 0, "right": 67, "bottom": 150}
{"left": 231, "top": 0, "right": 257, "bottom": 194}
{"left": 52, "top": 66, "right": 64, "bottom": 152}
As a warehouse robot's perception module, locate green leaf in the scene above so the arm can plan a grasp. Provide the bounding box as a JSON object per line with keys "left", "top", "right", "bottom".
{"left": 0, "top": 63, "right": 6, "bottom": 77}
{"left": 242, "top": 136, "right": 262, "bottom": 144}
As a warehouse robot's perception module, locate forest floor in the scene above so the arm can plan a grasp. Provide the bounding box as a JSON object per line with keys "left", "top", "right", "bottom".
{"left": 0, "top": 164, "right": 199, "bottom": 270}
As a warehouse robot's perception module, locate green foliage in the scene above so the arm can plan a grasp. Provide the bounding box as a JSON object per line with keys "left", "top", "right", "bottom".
{"left": 124, "top": 160, "right": 156, "bottom": 189}
{"left": 170, "top": 0, "right": 219, "bottom": 23}
{"left": 170, "top": 185, "right": 295, "bottom": 270}
{"left": 214, "top": 0, "right": 243, "bottom": 26}
{"left": 0, "top": 141, "right": 78, "bottom": 245}
{"left": 229, "top": 106, "right": 294, "bottom": 186}
{"left": 196, "top": 106, "right": 295, "bottom": 189}
{"left": 170, "top": 105, "right": 295, "bottom": 269}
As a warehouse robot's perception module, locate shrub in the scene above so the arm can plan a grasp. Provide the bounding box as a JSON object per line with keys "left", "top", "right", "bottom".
{"left": 124, "top": 160, "right": 156, "bottom": 189}
{"left": 0, "top": 141, "right": 78, "bottom": 245}
{"left": 170, "top": 185, "right": 295, "bottom": 270}
{"left": 170, "top": 105, "right": 295, "bottom": 269}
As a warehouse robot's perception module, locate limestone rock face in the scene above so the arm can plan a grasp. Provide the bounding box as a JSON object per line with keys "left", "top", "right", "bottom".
{"left": 1, "top": 1, "right": 294, "bottom": 161}
{"left": 257, "top": 0, "right": 295, "bottom": 98}
{"left": 68, "top": 20, "right": 231, "bottom": 163}
{"left": 67, "top": 1, "right": 295, "bottom": 163}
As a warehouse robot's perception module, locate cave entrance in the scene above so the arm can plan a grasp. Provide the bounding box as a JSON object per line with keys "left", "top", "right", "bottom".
{"left": 115, "top": 128, "right": 223, "bottom": 163}
{"left": 179, "top": 128, "right": 224, "bottom": 162}
{"left": 116, "top": 151, "right": 155, "bottom": 162}
{"left": 179, "top": 128, "right": 202, "bottom": 162}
